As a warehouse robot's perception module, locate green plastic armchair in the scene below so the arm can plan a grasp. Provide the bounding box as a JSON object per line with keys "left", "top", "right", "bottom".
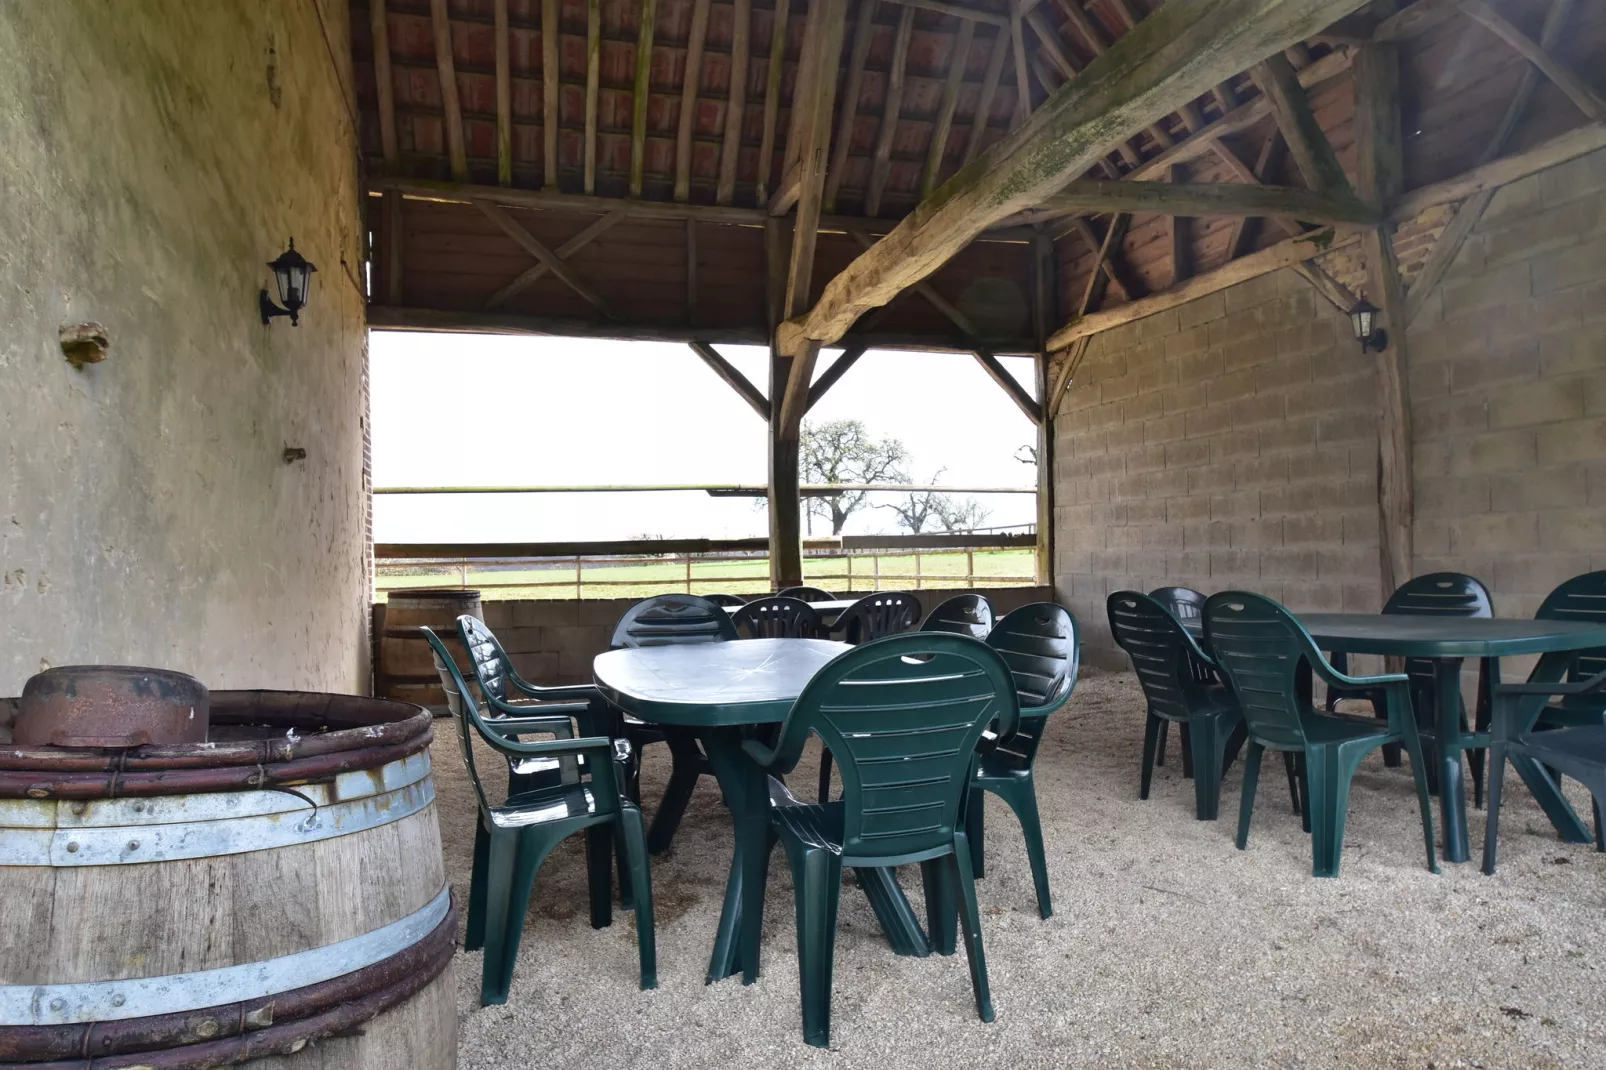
{"left": 1203, "top": 593, "right": 1438, "bottom": 879}
{"left": 738, "top": 632, "right": 1019, "bottom": 1048}
{"left": 421, "top": 627, "right": 656, "bottom": 1004}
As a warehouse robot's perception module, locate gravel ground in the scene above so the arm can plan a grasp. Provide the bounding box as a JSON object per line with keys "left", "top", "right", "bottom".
{"left": 433, "top": 671, "right": 1606, "bottom": 1069}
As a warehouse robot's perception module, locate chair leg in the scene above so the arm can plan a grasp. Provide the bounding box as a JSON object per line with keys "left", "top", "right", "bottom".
{"left": 1481, "top": 743, "right": 1508, "bottom": 876}
{"left": 585, "top": 825, "right": 614, "bottom": 930}
{"left": 614, "top": 824, "right": 635, "bottom": 911}
{"left": 1235, "top": 742, "right": 1264, "bottom": 850}
{"left": 646, "top": 729, "right": 704, "bottom": 856}
{"left": 1187, "top": 717, "right": 1224, "bottom": 821}
{"left": 817, "top": 747, "right": 834, "bottom": 804}
{"left": 1283, "top": 752, "right": 1302, "bottom": 816}
{"left": 1595, "top": 796, "right": 1606, "bottom": 853}
{"left": 791, "top": 844, "right": 844, "bottom": 1049}
{"left": 477, "top": 828, "right": 519, "bottom": 1006}
{"left": 617, "top": 804, "right": 658, "bottom": 989}
{"left": 1398, "top": 719, "right": 1441, "bottom": 875}
{"left": 951, "top": 832, "right": 995, "bottom": 1024}
{"left": 482, "top": 830, "right": 559, "bottom": 1006}
{"left": 1297, "top": 754, "right": 1311, "bottom": 834}
{"left": 994, "top": 777, "right": 1052, "bottom": 919}
{"left": 966, "top": 785, "right": 986, "bottom": 878}
{"left": 1304, "top": 745, "right": 1355, "bottom": 878}
{"left": 1140, "top": 713, "right": 1163, "bottom": 800}
{"left": 920, "top": 856, "right": 958, "bottom": 955}
{"left": 739, "top": 816, "right": 776, "bottom": 984}
{"left": 1379, "top": 689, "right": 1404, "bottom": 768}
{"left": 1179, "top": 723, "right": 1194, "bottom": 780}
{"left": 465, "top": 819, "right": 491, "bottom": 952}
{"left": 1155, "top": 719, "right": 1168, "bottom": 767}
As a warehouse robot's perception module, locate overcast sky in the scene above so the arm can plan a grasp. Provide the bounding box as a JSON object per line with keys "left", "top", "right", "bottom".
{"left": 370, "top": 331, "right": 1039, "bottom": 543}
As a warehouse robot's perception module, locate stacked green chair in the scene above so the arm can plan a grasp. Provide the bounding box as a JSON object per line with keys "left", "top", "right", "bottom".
{"left": 1108, "top": 591, "right": 1253, "bottom": 822}
{"left": 1147, "top": 586, "right": 1215, "bottom": 772}
{"left": 922, "top": 593, "right": 996, "bottom": 640}
{"left": 1203, "top": 593, "right": 1438, "bottom": 878}
{"left": 777, "top": 586, "right": 838, "bottom": 602}
{"left": 701, "top": 592, "right": 749, "bottom": 607}
{"left": 731, "top": 595, "right": 826, "bottom": 639}
{"left": 737, "top": 633, "right": 1019, "bottom": 1047}
{"left": 1481, "top": 664, "right": 1606, "bottom": 873}
{"left": 964, "top": 602, "right": 1076, "bottom": 918}
{"left": 818, "top": 591, "right": 923, "bottom": 800}
{"left": 610, "top": 594, "right": 739, "bottom": 855}
{"left": 420, "top": 627, "right": 656, "bottom": 1004}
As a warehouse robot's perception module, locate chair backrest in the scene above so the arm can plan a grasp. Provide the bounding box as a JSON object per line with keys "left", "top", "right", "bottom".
{"left": 420, "top": 626, "right": 496, "bottom": 816}
{"left": 986, "top": 602, "right": 1078, "bottom": 769}
{"left": 1108, "top": 591, "right": 1217, "bottom": 720}
{"left": 1384, "top": 572, "right": 1493, "bottom": 685}
{"left": 776, "top": 586, "right": 837, "bottom": 603}
{"left": 731, "top": 596, "right": 825, "bottom": 639}
{"left": 770, "top": 633, "right": 1019, "bottom": 864}
{"left": 834, "top": 591, "right": 922, "bottom": 645}
{"left": 1203, "top": 592, "right": 1326, "bottom": 750}
{"left": 701, "top": 593, "right": 749, "bottom": 607}
{"left": 457, "top": 613, "right": 516, "bottom": 705}
{"left": 611, "top": 593, "right": 739, "bottom": 648}
{"left": 921, "top": 594, "right": 996, "bottom": 640}
{"left": 1536, "top": 570, "right": 1606, "bottom": 684}
{"left": 1148, "top": 586, "right": 1207, "bottom": 622}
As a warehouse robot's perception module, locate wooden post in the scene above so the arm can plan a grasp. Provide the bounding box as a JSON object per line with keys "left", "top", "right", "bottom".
{"left": 766, "top": 218, "right": 803, "bottom": 588}
{"left": 1032, "top": 233, "right": 1054, "bottom": 586}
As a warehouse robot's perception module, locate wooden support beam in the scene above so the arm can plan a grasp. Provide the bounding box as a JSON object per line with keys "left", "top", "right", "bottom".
{"left": 848, "top": 229, "right": 979, "bottom": 338}
{"left": 1391, "top": 121, "right": 1606, "bottom": 221}
{"left": 370, "top": 305, "right": 771, "bottom": 345}
{"left": 924, "top": 19, "right": 976, "bottom": 196}
{"left": 371, "top": 0, "right": 398, "bottom": 167}
{"left": 485, "top": 206, "right": 627, "bottom": 308}
{"left": 1048, "top": 227, "right": 1358, "bottom": 349}
{"left": 963, "top": 27, "right": 1011, "bottom": 167}
{"left": 1373, "top": 0, "right": 1467, "bottom": 43}
{"left": 882, "top": 0, "right": 1008, "bottom": 27}
{"left": 1032, "top": 178, "right": 1378, "bottom": 223}
{"left": 1025, "top": 8, "right": 1076, "bottom": 82}
{"left": 690, "top": 341, "right": 769, "bottom": 418}
{"left": 974, "top": 350, "right": 1043, "bottom": 424}
{"left": 782, "top": 0, "right": 850, "bottom": 326}
{"left": 1252, "top": 52, "right": 1352, "bottom": 194}
{"left": 867, "top": 4, "right": 917, "bottom": 217}
{"left": 782, "top": 0, "right": 1373, "bottom": 357}
{"left": 686, "top": 219, "right": 698, "bottom": 323}
{"left": 1056, "top": 0, "right": 1108, "bottom": 51}
{"left": 1405, "top": 0, "right": 1574, "bottom": 326}
{"left": 1008, "top": 1, "right": 1032, "bottom": 126}
{"left": 825, "top": 0, "right": 877, "bottom": 213}
{"left": 716, "top": 0, "right": 751, "bottom": 205}
{"left": 541, "top": 0, "right": 559, "bottom": 187}
{"left": 629, "top": 0, "right": 659, "bottom": 197}
{"left": 1168, "top": 165, "right": 1191, "bottom": 286}
{"left": 1460, "top": 0, "right": 1604, "bottom": 121}
{"left": 384, "top": 189, "right": 405, "bottom": 305}
{"left": 1354, "top": 18, "right": 1412, "bottom": 601}
{"left": 768, "top": 160, "right": 802, "bottom": 215}
{"left": 1068, "top": 215, "right": 1135, "bottom": 302}
{"left": 477, "top": 201, "right": 616, "bottom": 317}
{"left": 675, "top": 0, "right": 715, "bottom": 202}
{"left": 1292, "top": 259, "right": 1358, "bottom": 312}
{"left": 755, "top": 0, "right": 791, "bottom": 203}
{"left": 495, "top": 0, "right": 513, "bottom": 185}
{"left": 429, "top": 0, "right": 469, "bottom": 181}
{"left": 805, "top": 344, "right": 868, "bottom": 412}
{"left": 584, "top": 0, "right": 602, "bottom": 194}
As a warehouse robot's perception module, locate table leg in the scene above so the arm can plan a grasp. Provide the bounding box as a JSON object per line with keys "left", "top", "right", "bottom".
{"left": 1433, "top": 659, "right": 1470, "bottom": 863}
{"left": 854, "top": 868, "right": 932, "bottom": 958}
{"left": 696, "top": 727, "right": 766, "bottom": 984}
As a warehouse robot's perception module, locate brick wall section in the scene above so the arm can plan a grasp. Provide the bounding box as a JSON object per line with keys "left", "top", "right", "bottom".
{"left": 1052, "top": 269, "right": 1384, "bottom": 668}
{"left": 474, "top": 586, "right": 1053, "bottom": 685}
{"left": 1406, "top": 147, "right": 1606, "bottom": 621}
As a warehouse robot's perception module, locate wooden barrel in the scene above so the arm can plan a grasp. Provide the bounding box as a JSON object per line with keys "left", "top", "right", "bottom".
{"left": 0, "top": 690, "right": 456, "bottom": 1069}
{"left": 377, "top": 589, "right": 483, "bottom": 713}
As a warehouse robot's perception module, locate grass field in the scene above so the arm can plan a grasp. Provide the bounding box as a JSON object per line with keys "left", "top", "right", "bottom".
{"left": 375, "top": 549, "right": 1035, "bottom": 601}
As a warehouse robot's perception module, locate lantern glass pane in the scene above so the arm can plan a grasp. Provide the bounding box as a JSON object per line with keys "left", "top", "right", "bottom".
{"left": 274, "top": 263, "right": 294, "bottom": 307}
{"left": 293, "top": 263, "right": 313, "bottom": 309}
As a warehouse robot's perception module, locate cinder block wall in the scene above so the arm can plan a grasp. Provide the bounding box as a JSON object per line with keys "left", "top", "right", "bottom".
{"left": 477, "top": 586, "right": 1052, "bottom": 685}
{"left": 1406, "top": 147, "right": 1606, "bottom": 620}
{"left": 1053, "top": 270, "right": 1383, "bottom": 668}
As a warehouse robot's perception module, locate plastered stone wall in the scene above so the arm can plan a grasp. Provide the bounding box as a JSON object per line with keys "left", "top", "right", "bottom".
{"left": 1052, "top": 270, "right": 1384, "bottom": 669}
{"left": 0, "top": 1, "right": 370, "bottom": 694}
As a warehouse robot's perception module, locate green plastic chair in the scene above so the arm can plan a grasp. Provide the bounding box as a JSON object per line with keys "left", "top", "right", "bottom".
{"left": 817, "top": 591, "right": 924, "bottom": 801}
{"left": 731, "top": 595, "right": 826, "bottom": 639}
{"left": 1522, "top": 570, "right": 1606, "bottom": 729}
{"left": 1203, "top": 593, "right": 1439, "bottom": 879}
{"left": 420, "top": 627, "right": 656, "bottom": 1004}
{"left": 738, "top": 632, "right": 1019, "bottom": 1048}
{"left": 922, "top": 594, "right": 996, "bottom": 640}
{"left": 963, "top": 602, "right": 1077, "bottom": 919}
{"left": 1481, "top": 665, "right": 1606, "bottom": 873}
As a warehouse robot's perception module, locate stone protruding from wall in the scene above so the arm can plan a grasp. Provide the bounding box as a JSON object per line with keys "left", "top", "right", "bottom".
{"left": 1052, "top": 269, "right": 1384, "bottom": 668}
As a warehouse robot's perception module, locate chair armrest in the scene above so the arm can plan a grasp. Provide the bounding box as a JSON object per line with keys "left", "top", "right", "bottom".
{"left": 505, "top": 675, "right": 602, "bottom": 704}
{"left": 479, "top": 712, "right": 588, "bottom": 740}
{"left": 475, "top": 732, "right": 618, "bottom": 760}
{"left": 1307, "top": 659, "right": 1409, "bottom": 693}
{"left": 1494, "top": 667, "right": 1606, "bottom": 698}
{"left": 741, "top": 737, "right": 781, "bottom": 769}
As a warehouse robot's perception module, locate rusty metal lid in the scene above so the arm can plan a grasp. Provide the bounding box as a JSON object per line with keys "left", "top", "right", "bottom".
{"left": 15, "top": 665, "right": 209, "bottom": 749}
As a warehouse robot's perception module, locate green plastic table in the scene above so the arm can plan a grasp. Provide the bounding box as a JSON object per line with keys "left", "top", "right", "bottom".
{"left": 593, "top": 638, "right": 932, "bottom": 983}
{"left": 1294, "top": 614, "right": 1606, "bottom": 863}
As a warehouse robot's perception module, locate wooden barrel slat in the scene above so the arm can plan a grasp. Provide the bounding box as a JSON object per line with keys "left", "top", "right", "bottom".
{"left": 376, "top": 590, "right": 483, "bottom": 712}
{"left": 0, "top": 692, "right": 455, "bottom": 1069}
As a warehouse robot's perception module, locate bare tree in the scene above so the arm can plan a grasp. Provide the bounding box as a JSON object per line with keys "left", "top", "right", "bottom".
{"left": 801, "top": 420, "right": 909, "bottom": 535}
{"left": 882, "top": 469, "right": 991, "bottom": 534}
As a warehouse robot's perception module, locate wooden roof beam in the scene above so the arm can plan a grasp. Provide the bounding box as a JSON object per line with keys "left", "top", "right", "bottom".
{"left": 1391, "top": 121, "right": 1606, "bottom": 221}
{"left": 542, "top": 0, "right": 560, "bottom": 187}
{"left": 371, "top": 0, "right": 398, "bottom": 168}
{"left": 484, "top": 206, "right": 627, "bottom": 308}
{"left": 1251, "top": 51, "right": 1353, "bottom": 194}
{"left": 867, "top": 5, "right": 918, "bottom": 217}
{"left": 925, "top": 20, "right": 978, "bottom": 197}
{"left": 715, "top": 0, "right": 750, "bottom": 204}
{"left": 881, "top": 0, "right": 1009, "bottom": 27}
{"left": 1029, "top": 178, "right": 1378, "bottom": 223}
{"left": 477, "top": 201, "right": 616, "bottom": 318}
{"left": 754, "top": 0, "right": 791, "bottom": 204}
{"left": 962, "top": 26, "right": 1012, "bottom": 168}
{"left": 824, "top": 0, "right": 877, "bottom": 213}
{"left": 629, "top": 0, "right": 659, "bottom": 198}
{"left": 495, "top": 0, "right": 513, "bottom": 185}
{"left": 584, "top": 0, "right": 602, "bottom": 193}
{"left": 1460, "top": 0, "right": 1605, "bottom": 121}
{"left": 675, "top": 0, "right": 715, "bottom": 202}
{"left": 429, "top": 0, "right": 470, "bottom": 181}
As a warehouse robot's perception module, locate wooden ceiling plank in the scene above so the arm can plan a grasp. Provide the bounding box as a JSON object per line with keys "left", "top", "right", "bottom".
{"left": 371, "top": 0, "right": 398, "bottom": 167}
{"left": 584, "top": 0, "right": 602, "bottom": 194}
{"left": 1251, "top": 51, "right": 1353, "bottom": 195}
{"left": 429, "top": 0, "right": 470, "bottom": 181}
{"left": 962, "top": 26, "right": 1012, "bottom": 167}
{"left": 866, "top": 4, "right": 917, "bottom": 217}
{"left": 1460, "top": 0, "right": 1605, "bottom": 121}
{"left": 477, "top": 201, "right": 616, "bottom": 317}
{"left": 755, "top": 0, "right": 792, "bottom": 203}
{"left": 716, "top": 0, "right": 751, "bottom": 204}
{"left": 925, "top": 20, "right": 979, "bottom": 196}
{"left": 496, "top": 0, "right": 513, "bottom": 185}
{"left": 629, "top": 0, "right": 660, "bottom": 198}
{"left": 484, "top": 206, "right": 629, "bottom": 308}
{"left": 676, "top": 0, "right": 716, "bottom": 202}
{"left": 825, "top": 0, "right": 878, "bottom": 214}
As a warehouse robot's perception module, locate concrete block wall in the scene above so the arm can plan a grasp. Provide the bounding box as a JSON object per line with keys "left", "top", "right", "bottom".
{"left": 1405, "top": 147, "right": 1606, "bottom": 620}
{"left": 1052, "top": 270, "right": 1384, "bottom": 668}
{"left": 478, "top": 586, "right": 1053, "bottom": 684}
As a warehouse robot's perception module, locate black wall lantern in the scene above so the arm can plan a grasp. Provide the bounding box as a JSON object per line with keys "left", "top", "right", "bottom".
{"left": 260, "top": 239, "right": 317, "bottom": 326}
{"left": 1349, "top": 296, "right": 1388, "bottom": 353}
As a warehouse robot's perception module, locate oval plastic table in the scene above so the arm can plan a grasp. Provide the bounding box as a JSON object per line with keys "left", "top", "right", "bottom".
{"left": 1294, "top": 614, "right": 1606, "bottom": 864}
{"left": 593, "top": 638, "right": 931, "bottom": 983}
